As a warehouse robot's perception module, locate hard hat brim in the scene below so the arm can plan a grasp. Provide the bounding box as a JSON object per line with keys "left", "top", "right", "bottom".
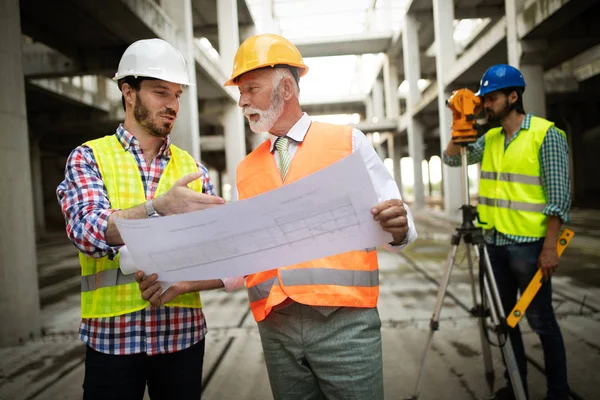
{"left": 112, "top": 73, "right": 195, "bottom": 87}
{"left": 224, "top": 63, "right": 309, "bottom": 86}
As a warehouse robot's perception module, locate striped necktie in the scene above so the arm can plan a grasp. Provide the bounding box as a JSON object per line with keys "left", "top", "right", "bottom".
{"left": 275, "top": 136, "right": 291, "bottom": 181}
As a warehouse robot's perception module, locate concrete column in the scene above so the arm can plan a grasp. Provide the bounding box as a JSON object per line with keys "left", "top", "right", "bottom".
{"left": 391, "top": 135, "right": 405, "bottom": 199}
{"left": 505, "top": 0, "right": 545, "bottom": 118}
{"left": 433, "top": 0, "right": 462, "bottom": 214}
{"left": 383, "top": 55, "right": 400, "bottom": 119}
{"left": 208, "top": 167, "right": 220, "bottom": 197}
{"left": 365, "top": 96, "right": 374, "bottom": 121}
{"left": 520, "top": 65, "right": 546, "bottom": 118}
{"left": 222, "top": 104, "right": 246, "bottom": 201}
{"left": 30, "top": 138, "right": 46, "bottom": 238}
{"left": 505, "top": 0, "right": 524, "bottom": 68}
{"left": 218, "top": 0, "right": 246, "bottom": 201}
{"left": 218, "top": 0, "right": 240, "bottom": 70}
{"left": 0, "top": 0, "right": 41, "bottom": 346}
{"left": 403, "top": 12, "right": 426, "bottom": 210}
{"left": 372, "top": 79, "right": 385, "bottom": 122}
{"left": 162, "top": 0, "right": 201, "bottom": 160}
{"left": 259, "top": 0, "right": 279, "bottom": 33}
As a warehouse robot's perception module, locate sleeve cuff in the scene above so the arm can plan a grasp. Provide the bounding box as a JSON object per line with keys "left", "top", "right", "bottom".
{"left": 222, "top": 276, "right": 245, "bottom": 292}
{"left": 543, "top": 204, "right": 569, "bottom": 223}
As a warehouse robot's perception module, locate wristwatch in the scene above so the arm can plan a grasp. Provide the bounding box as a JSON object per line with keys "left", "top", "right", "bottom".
{"left": 145, "top": 199, "right": 160, "bottom": 218}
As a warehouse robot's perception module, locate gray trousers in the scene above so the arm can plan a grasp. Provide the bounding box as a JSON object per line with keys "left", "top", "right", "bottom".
{"left": 257, "top": 302, "right": 384, "bottom": 400}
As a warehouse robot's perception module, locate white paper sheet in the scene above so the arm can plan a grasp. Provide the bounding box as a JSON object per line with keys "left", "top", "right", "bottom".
{"left": 114, "top": 151, "right": 392, "bottom": 282}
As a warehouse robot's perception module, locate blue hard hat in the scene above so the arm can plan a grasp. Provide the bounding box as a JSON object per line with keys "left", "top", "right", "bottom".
{"left": 475, "top": 64, "right": 526, "bottom": 96}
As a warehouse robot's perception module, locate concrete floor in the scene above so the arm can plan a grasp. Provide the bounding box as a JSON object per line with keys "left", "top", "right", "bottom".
{"left": 1, "top": 209, "right": 599, "bottom": 400}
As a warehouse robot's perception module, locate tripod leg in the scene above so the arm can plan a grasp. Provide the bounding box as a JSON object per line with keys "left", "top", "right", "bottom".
{"left": 406, "top": 242, "right": 461, "bottom": 400}
{"left": 466, "top": 245, "right": 495, "bottom": 395}
{"left": 478, "top": 245, "right": 528, "bottom": 400}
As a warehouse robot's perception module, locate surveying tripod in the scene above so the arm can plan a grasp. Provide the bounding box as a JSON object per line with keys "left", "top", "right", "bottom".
{"left": 405, "top": 146, "right": 527, "bottom": 400}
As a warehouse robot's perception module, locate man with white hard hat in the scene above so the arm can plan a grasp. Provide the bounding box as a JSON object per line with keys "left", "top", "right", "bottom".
{"left": 57, "top": 38, "right": 224, "bottom": 400}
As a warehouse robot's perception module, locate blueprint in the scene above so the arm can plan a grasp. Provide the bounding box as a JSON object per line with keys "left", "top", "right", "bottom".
{"left": 114, "top": 151, "right": 393, "bottom": 282}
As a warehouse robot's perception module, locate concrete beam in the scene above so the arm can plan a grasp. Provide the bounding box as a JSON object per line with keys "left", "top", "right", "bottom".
{"left": 565, "top": 44, "right": 600, "bottom": 82}
{"left": 353, "top": 119, "right": 398, "bottom": 134}
{"left": 300, "top": 95, "right": 365, "bottom": 115}
{"left": 199, "top": 135, "right": 225, "bottom": 151}
{"left": 22, "top": 42, "right": 120, "bottom": 78}
{"left": 293, "top": 32, "right": 394, "bottom": 58}
{"left": 445, "top": 17, "right": 507, "bottom": 87}
{"left": 517, "top": 0, "right": 597, "bottom": 39}
{"left": 28, "top": 78, "right": 112, "bottom": 112}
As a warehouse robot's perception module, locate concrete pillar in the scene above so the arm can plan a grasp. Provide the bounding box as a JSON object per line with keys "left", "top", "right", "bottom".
{"left": 0, "top": 0, "right": 41, "bottom": 346}
{"left": 208, "top": 167, "right": 220, "bottom": 197}
{"left": 30, "top": 138, "right": 46, "bottom": 238}
{"left": 391, "top": 135, "right": 405, "bottom": 199}
{"left": 372, "top": 79, "right": 385, "bottom": 122}
{"left": 218, "top": 0, "right": 246, "bottom": 201}
{"left": 520, "top": 65, "right": 546, "bottom": 118}
{"left": 383, "top": 55, "right": 400, "bottom": 119}
{"left": 505, "top": 0, "right": 524, "bottom": 69}
{"left": 222, "top": 104, "right": 246, "bottom": 201}
{"left": 403, "top": 12, "right": 426, "bottom": 210}
{"left": 259, "top": 0, "right": 279, "bottom": 33}
{"left": 365, "top": 96, "right": 374, "bottom": 121}
{"left": 433, "top": 0, "right": 462, "bottom": 214}
{"left": 505, "top": 0, "right": 545, "bottom": 118}
{"left": 162, "top": 0, "right": 201, "bottom": 160}
{"left": 218, "top": 0, "right": 239, "bottom": 70}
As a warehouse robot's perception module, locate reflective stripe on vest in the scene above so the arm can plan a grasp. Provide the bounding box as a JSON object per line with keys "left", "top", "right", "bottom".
{"left": 480, "top": 171, "right": 541, "bottom": 186}
{"left": 248, "top": 276, "right": 277, "bottom": 303}
{"left": 478, "top": 196, "right": 546, "bottom": 213}
{"left": 247, "top": 268, "right": 380, "bottom": 303}
{"left": 81, "top": 269, "right": 137, "bottom": 292}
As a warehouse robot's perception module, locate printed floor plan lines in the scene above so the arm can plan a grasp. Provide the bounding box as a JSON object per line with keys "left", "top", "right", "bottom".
{"left": 150, "top": 198, "right": 361, "bottom": 272}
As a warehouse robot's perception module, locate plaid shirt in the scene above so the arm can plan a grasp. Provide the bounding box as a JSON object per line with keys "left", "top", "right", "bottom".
{"left": 443, "top": 113, "right": 571, "bottom": 246}
{"left": 57, "top": 125, "right": 213, "bottom": 355}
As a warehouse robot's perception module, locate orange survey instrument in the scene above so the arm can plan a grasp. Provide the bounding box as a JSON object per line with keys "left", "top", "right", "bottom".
{"left": 446, "top": 88, "right": 482, "bottom": 144}
{"left": 506, "top": 228, "right": 575, "bottom": 328}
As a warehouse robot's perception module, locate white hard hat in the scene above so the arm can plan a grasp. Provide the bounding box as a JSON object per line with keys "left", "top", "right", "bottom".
{"left": 113, "top": 38, "right": 193, "bottom": 86}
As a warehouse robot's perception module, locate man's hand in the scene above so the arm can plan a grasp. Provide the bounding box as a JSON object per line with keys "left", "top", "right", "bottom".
{"left": 538, "top": 245, "right": 559, "bottom": 281}
{"left": 153, "top": 172, "right": 225, "bottom": 216}
{"left": 135, "top": 271, "right": 189, "bottom": 306}
{"left": 371, "top": 199, "right": 408, "bottom": 245}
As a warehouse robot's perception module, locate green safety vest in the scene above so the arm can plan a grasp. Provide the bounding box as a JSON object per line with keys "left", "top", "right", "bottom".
{"left": 478, "top": 116, "right": 566, "bottom": 238}
{"left": 79, "top": 135, "right": 202, "bottom": 318}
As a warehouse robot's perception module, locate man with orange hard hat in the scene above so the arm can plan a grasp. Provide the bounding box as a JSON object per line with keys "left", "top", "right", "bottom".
{"left": 138, "top": 33, "right": 418, "bottom": 399}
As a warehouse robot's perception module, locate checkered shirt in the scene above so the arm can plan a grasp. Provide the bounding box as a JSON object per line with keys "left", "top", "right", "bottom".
{"left": 442, "top": 113, "right": 571, "bottom": 246}
{"left": 57, "top": 125, "right": 213, "bottom": 355}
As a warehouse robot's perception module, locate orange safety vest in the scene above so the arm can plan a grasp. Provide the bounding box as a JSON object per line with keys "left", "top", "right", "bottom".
{"left": 236, "top": 121, "right": 379, "bottom": 322}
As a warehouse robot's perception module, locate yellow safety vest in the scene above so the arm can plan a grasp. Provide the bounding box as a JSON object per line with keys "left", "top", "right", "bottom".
{"left": 80, "top": 135, "right": 202, "bottom": 318}
{"left": 478, "top": 116, "right": 566, "bottom": 237}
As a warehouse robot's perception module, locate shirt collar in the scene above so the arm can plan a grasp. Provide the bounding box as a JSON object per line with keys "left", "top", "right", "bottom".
{"left": 116, "top": 124, "right": 172, "bottom": 156}
{"left": 269, "top": 113, "right": 312, "bottom": 153}
{"left": 501, "top": 113, "right": 534, "bottom": 135}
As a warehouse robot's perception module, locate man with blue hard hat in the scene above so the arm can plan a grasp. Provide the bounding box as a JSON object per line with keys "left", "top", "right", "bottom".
{"left": 443, "top": 64, "right": 571, "bottom": 400}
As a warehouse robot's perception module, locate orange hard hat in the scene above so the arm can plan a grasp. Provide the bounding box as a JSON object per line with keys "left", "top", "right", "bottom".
{"left": 224, "top": 34, "right": 309, "bottom": 86}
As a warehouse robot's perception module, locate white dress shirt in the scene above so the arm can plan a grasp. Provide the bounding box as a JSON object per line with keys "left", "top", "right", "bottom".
{"left": 223, "top": 113, "right": 417, "bottom": 292}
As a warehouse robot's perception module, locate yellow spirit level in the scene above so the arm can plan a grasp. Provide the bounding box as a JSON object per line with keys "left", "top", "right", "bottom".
{"left": 506, "top": 228, "right": 574, "bottom": 328}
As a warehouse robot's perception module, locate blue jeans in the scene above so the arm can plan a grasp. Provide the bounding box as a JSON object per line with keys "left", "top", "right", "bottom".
{"left": 486, "top": 240, "right": 569, "bottom": 399}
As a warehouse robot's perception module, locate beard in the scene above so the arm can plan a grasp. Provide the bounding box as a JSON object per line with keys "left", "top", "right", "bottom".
{"left": 134, "top": 95, "right": 176, "bottom": 138}
{"left": 243, "top": 84, "right": 284, "bottom": 133}
{"left": 485, "top": 99, "right": 511, "bottom": 124}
